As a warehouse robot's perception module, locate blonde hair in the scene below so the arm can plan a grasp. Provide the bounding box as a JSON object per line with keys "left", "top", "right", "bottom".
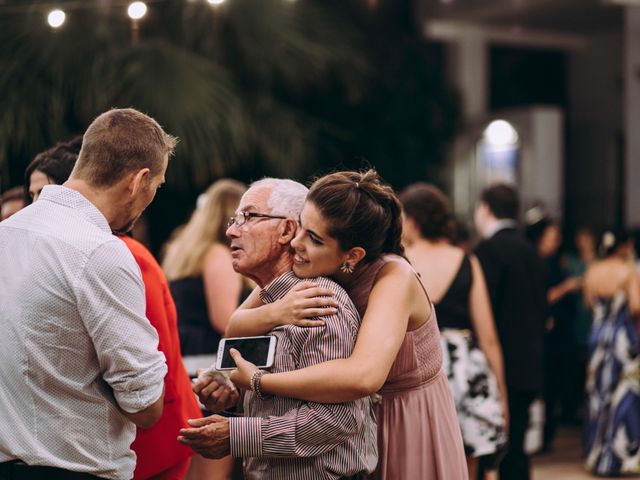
{"left": 162, "top": 179, "right": 246, "bottom": 280}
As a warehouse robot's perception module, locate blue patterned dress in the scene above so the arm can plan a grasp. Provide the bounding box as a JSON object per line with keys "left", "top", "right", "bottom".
{"left": 585, "top": 292, "right": 640, "bottom": 476}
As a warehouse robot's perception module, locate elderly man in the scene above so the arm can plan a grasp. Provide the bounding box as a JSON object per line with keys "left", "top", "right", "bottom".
{"left": 0, "top": 108, "right": 174, "bottom": 480}
{"left": 179, "top": 178, "right": 377, "bottom": 480}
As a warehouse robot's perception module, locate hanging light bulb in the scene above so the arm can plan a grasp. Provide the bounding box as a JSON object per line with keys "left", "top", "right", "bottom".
{"left": 47, "top": 9, "right": 66, "bottom": 28}
{"left": 127, "top": 2, "right": 148, "bottom": 20}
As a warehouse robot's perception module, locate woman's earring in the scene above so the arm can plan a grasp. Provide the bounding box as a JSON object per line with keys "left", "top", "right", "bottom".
{"left": 340, "top": 262, "right": 355, "bottom": 274}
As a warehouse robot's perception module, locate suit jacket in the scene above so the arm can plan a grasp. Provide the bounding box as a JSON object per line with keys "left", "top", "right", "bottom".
{"left": 120, "top": 237, "right": 202, "bottom": 479}
{"left": 474, "top": 227, "right": 547, "bottom": 392}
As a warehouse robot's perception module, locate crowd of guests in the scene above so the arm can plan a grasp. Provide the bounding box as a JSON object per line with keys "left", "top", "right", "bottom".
{"left": 0, "top": 107, "right": 639, "bottom": 480}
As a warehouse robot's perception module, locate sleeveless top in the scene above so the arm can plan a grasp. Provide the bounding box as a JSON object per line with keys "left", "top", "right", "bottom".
{"left": 435, "top": 255, "right": 473, "bottom": 331}
{"left": 169, "top": 276, "right": 220, "bottom": 356}
{"left": 344, "top": 254, "right": 443, "bottom": 393}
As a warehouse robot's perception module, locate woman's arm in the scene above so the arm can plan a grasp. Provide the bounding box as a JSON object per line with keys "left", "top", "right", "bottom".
{"left": 625, "top": 266, "right": 640, "bottom": 319}
{"left": 225, "top": 282, "right": 337, "bottom": 338}
{"left": 468, "top": 255, "right": 509, "bottom": 425}
{"left": 202, "top": 244, "right": 244, "bottom": 335}
{"left": 230, "top": 263, "right": 415, "bottom": 403}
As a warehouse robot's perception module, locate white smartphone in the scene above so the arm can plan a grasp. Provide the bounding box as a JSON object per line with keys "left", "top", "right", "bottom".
{"left": 216, "top": 335, "right": 277, "bottom": 371}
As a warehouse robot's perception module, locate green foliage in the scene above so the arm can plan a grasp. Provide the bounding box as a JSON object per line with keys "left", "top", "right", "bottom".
{"left": 0, "top": 0, "right": 369, "bottom": 190}
{"left": 1, "top": 0, "right": 459, "bottom": 210}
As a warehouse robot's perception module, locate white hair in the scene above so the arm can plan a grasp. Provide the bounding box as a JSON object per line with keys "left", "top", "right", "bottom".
{"left": 250, "top": 178, "right": 308, "bottom": 218}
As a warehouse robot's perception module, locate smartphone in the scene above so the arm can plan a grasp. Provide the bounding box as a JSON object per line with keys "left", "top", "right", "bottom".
{"left": 216, "top": 335, "right": 277, "bottom": 371}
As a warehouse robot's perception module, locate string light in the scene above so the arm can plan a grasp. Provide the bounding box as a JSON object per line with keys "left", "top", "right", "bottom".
{"left": 47, "top": 9, "right": 66, "bottom": 28}
{"left": 128, "top": 2, "right": 148, "bottom": 20}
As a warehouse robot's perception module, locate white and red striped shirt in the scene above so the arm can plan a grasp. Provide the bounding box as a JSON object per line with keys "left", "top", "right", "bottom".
{"left": 229, "top": 271, "right": 377, "bottom": 480}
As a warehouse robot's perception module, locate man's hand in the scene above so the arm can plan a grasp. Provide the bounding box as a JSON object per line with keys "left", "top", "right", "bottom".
{"left": 178, "top": 415, "right": 231, "bottom": 459}
{"left": 192, "top": 369, "right": 239, "bottom": 413}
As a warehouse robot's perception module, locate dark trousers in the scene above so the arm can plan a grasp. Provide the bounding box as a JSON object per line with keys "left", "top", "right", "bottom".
{"left": 499, "top": 389, "right": 537, "bottom": 480}
{"left": 0, "top": 461, "right": 106, "bottom": 480}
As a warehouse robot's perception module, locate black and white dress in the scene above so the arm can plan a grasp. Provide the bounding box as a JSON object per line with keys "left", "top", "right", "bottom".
{"left": 436, "top": 255, "right": 507, "bottom": 458}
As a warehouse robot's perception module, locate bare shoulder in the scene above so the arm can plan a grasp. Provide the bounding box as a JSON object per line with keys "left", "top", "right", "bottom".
{"left": 204, "top": 243, "right": 232, "bottom": 263}
{"left": 374, "top": 256, "right": 423, "bottom": 299}
{"left": 377, "top": 256, "right": 415, "bottom": 281}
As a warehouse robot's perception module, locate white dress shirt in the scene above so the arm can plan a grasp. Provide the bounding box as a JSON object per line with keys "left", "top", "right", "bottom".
{"left": 0, "top": 185, "right": 167, "bottom": 480}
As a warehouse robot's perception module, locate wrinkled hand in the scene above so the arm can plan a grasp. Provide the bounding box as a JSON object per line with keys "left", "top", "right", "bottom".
{"left": 192, "top": 369, "right": 239, "bottom": 413}
{"left": 178, "top": 415, "right": 231, "bottom": 459}
{"left": 228, "top": 349, "right": 260, "bottom": 391}
{"left": 273, "top": 281, "right": 338, "bottom": 327}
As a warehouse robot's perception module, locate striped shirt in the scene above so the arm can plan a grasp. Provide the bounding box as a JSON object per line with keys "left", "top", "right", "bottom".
{"left": 0, "top": 185, "right": 167, "bottom": 480}
{"left": 229, "top": 271, "right": 377, "bottom": 480}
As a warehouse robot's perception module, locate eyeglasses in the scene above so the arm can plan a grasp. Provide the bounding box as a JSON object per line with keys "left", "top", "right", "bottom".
{"left": 227, "top": 211, "right": 288, "bottom": 229}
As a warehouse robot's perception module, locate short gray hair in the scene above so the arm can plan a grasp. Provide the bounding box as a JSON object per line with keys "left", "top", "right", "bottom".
{"left": 251, "top": 178, "right": 308, "bottom": 219}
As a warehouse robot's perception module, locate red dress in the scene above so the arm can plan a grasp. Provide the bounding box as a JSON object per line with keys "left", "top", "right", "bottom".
{"left": 120, "top": 237, "right": 202, "bottom": 480}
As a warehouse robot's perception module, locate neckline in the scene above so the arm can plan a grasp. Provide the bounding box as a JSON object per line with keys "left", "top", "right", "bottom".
{"left": 432, "top": 253, "right": 467, "bottom": 305}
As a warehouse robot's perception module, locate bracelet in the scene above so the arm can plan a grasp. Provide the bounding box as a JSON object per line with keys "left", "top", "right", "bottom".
{"left": 250, "top": 370, "right": 270, "bottom": 401}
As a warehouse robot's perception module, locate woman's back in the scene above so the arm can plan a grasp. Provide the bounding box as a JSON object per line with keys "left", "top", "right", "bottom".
{"left": 406, "top": 241, "right": 472, "bottom": 330}
{"left": 585, "top": 258, "right": 635, "bottom": 298}
{"left": 584, "top": 258, "right": 640, "bottom": 476}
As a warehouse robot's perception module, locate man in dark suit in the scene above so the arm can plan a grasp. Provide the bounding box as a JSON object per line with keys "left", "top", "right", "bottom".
{"left": 474, "top": 184, "right": 547, "bottom": 480}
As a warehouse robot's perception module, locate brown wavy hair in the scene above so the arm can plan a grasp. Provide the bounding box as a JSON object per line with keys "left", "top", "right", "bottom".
{"left": 399, "top": 183, "right": 455, "bottom": 241}
{"left": 306, "top": 169, "right": 404, "bottom": 261}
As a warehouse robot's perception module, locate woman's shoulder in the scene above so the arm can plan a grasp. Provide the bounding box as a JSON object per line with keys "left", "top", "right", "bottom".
{"left": 203, "top": 242, "right": 232, "bottom": 262}
{"left": 375, "top": 255, "right": 421, "bottom": 287}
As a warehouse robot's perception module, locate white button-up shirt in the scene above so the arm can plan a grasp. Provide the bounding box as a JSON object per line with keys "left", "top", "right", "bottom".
{"left": 0, "top": 185, "right": 167, "bottom": 480}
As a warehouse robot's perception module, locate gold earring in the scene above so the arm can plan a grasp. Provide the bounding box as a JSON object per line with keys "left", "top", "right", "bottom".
{"left": 340, "top": 262, "right": 355, "bottom": 274}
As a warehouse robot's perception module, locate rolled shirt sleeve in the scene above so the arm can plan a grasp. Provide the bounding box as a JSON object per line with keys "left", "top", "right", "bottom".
{"left": 75, "top": 239, "right": 167, "bottom": 413}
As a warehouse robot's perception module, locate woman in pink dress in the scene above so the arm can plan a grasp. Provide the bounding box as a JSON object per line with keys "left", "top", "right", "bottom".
{"left": 223, "top": 170, "right": 468, "bottom": 479}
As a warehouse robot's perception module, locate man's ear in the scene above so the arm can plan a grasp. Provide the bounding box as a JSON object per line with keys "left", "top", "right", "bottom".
{"left": 129, "top": 168, "right": 151, "bottom": 196}
{"left": 345, "top": 246, "right": 366, "bottom": 267}
{"left": 278, "top": 218, "right": 298, "bottom": 245}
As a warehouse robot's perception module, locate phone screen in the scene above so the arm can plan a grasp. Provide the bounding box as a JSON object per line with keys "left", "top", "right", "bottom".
{"left": 219, "top": 337, "right": 272, "bottom": 369}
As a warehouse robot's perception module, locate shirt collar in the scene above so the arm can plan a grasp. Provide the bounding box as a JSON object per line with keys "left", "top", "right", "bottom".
{"left": 39, "top": 185, "right": 112, "bottom": 234}
{"left": 259, "top": 271, "right": 299, "bottom": 304}
{"left": 487, "top": 219, "right": 517, "bottom": 238}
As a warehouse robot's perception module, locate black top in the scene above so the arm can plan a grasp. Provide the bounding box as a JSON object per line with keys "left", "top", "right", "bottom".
{"left": 169, "top": 276, "right": 221, "bottom": 356}
{"left": 435, "top": 255, "right": 473, "bottom": 331}
{"left": 474, "top": 227, "right": 547, "bottom": 392}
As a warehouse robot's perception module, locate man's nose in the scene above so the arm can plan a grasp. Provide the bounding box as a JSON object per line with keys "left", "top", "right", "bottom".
{"left": 226, "top": 224, "right": 239, "bottom": 238}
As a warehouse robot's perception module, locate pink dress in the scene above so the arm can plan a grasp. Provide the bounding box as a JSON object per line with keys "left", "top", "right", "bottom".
{"left": 346, "top": 255, "right": 468, "bottom": 480}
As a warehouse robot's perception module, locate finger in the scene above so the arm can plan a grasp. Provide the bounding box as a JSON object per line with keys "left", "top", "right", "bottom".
{"left": 200, "top": 382, "right": 224, "bottom": 399}
{"left": 302, "top": 297, "right": 338, "bottom": 309}
{"left": 192, "top": 377, "right": 217, "bottom": 395}
{"left": 294, "top": 319, "right": 326, "bottom": 327}
{"left": 299, "top": 287, "right": 336, "bottom": 298}
{"left": 217, "top": 389, "right": 230, "bottom": 407}
{"left": 229, "top": 349, "right": 252, "bottom": 368}
{"left": 187, "top": 416, "right": 221, "bottom": 427}
{"left": 304, "top": 307, "right": 337, "bottom": 317}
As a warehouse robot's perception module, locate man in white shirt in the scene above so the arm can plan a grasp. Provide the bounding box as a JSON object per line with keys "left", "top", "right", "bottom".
{"left": 0, "top": 108, "right": 175, "bottom": 480}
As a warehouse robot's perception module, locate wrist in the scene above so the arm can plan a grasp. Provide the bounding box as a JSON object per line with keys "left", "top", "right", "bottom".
{"left": 264, "top": 302, "right": 280, "bottom": 330}
{"left": 250, "top": 370, "right": 270, "bottom": 401}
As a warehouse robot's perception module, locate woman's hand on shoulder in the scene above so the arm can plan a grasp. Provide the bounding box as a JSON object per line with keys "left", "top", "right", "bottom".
{"left": 270, "top": 281, "right": 338, "bottom": 327}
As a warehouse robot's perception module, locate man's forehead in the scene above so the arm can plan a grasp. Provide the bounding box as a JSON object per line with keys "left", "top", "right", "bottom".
{"left": 240, "top": 185, "right": 271, "bottom": 210}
